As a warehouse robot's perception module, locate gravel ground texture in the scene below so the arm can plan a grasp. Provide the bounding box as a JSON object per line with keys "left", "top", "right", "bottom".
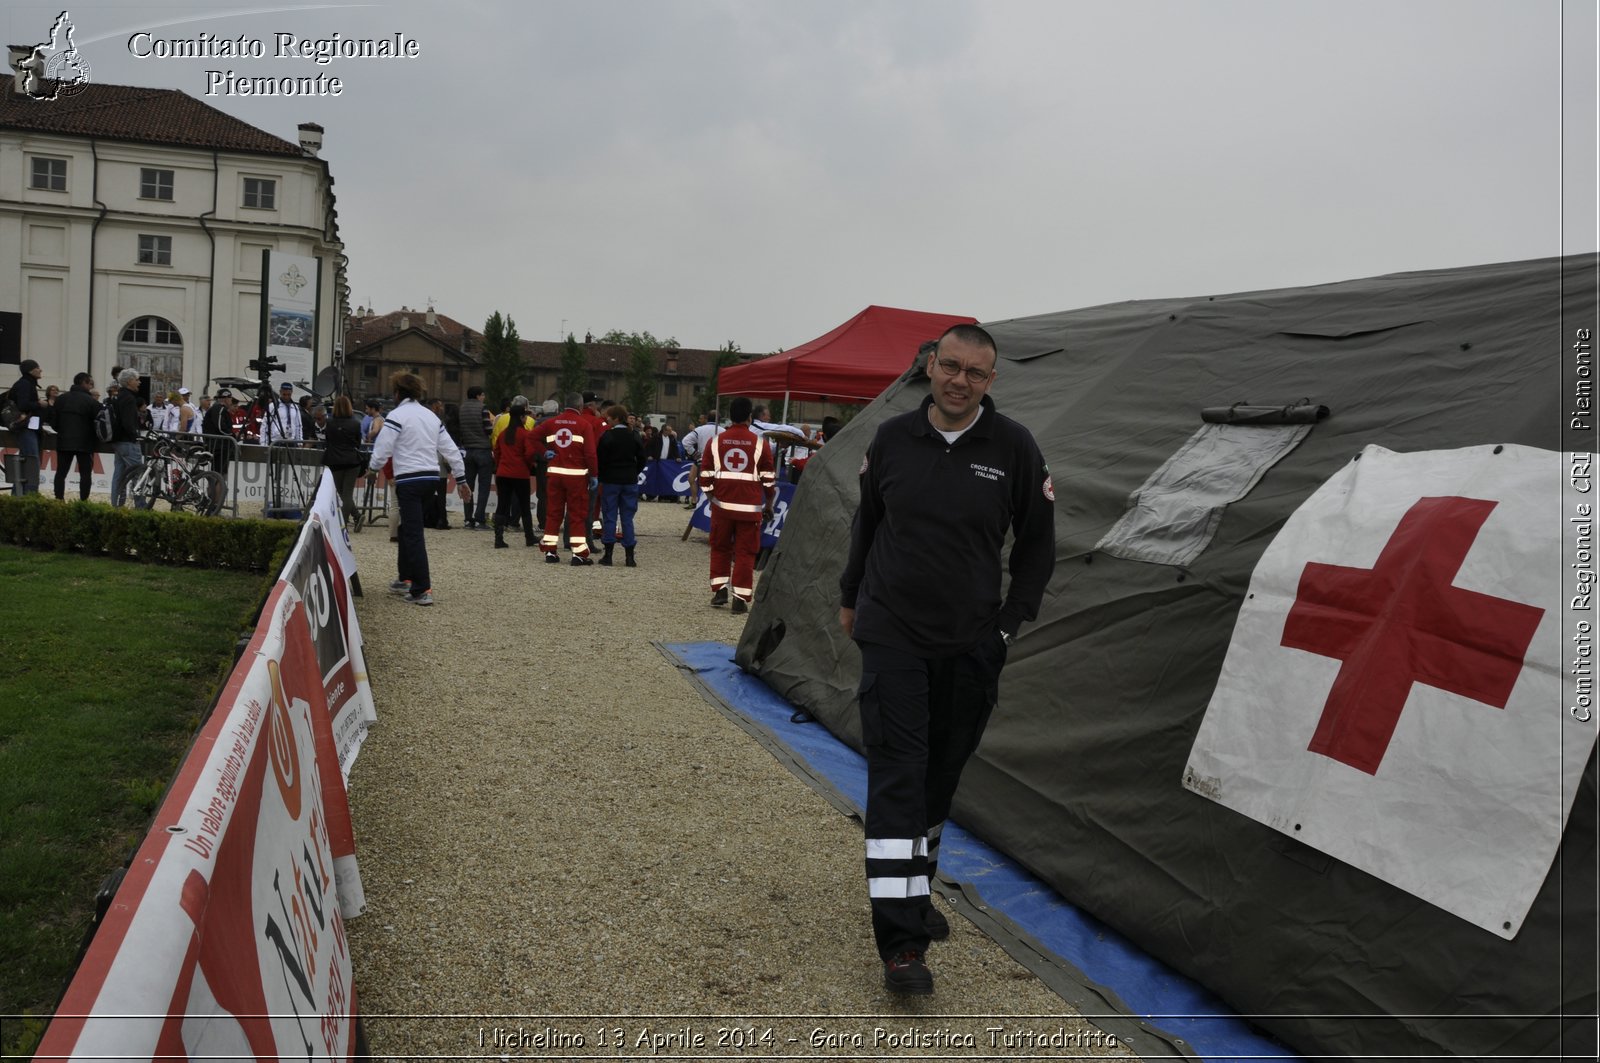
{"left": 344, "top": 499, "right": 1144, "bottom": 1061}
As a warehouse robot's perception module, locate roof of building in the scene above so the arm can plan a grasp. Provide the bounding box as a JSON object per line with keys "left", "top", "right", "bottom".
{"left": 343, "top": 309, "right": 725, "bottom": 377}
{"left": 344, "top": 308, "right": 482, "bottom": 364}
{"left": 0, "top": 79, "right": 305, "bottom": 156}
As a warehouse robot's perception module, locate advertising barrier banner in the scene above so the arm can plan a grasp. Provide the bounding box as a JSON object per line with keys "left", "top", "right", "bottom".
{"left": 36, "top": 499, "right": 370, "bottom": 1061}
{"left": 304, "top": 472, "right": 377, "bottom": 780}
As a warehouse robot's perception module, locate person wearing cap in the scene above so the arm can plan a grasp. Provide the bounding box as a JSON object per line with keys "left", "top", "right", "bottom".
{"left": 176, "top": 387, "right": 198, "bottom": 435}
{"left": 261, "top": 381, "right": 304, "bottom": 447}
{"left": 202, "top": 389, "right": 237, "bottom": 473}
{"left": 6, "top": 359, "right": 46, "bottom": 494}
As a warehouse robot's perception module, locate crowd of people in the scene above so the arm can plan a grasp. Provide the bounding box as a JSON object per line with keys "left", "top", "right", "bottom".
{"left": 6, "top": 362, "right": 840, "bottom": 615}
{"left": 349, "top": 378, "right": 840, "bottom": 609}
{"left": 9, "top": 326, "right": 1054, "bottom": 1003}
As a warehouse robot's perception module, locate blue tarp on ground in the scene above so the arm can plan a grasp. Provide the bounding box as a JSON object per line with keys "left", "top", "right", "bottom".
{"left": 663, "top": 640, "right": 1302, "bottom": 1063}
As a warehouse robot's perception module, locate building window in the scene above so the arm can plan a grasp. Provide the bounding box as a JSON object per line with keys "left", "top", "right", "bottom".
{"left": 444, "top": 369, "right": 460, "bottom": 383}
{"left": 363, "top": 363, "right": 378, "bottom": 378}
{"left": 663, "top": 381, "right": 678, "bottom": 397}
{"left": 242, "top": 177, "right": 276, "bottom": 209}
{"left": 693, "top": 384, "right": 706, "bottom": 395}
{"left": 140, "top": 168, "right": 174, "bottom": 201}
{"left": 30, "top": 157, "right": 67, "bottom": 191}
{"left": 137, "top": 234, "right": 172, "bottom": 266}
{"left": 121, "top": 317, "right": 182, "bottom": 345}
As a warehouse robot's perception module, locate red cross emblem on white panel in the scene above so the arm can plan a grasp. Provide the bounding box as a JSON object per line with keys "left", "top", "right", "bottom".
{"left": 723, "top": 448, "right": 750, "bottom": 473}
{"left": 554, "top": 428, "right": 574, "bottom": 448}
{"left": 1182, "top": 443, "right": 1589, "bottom": 940}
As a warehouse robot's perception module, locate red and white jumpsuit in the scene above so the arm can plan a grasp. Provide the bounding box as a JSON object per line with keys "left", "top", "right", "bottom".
{"left": 536, "top": 407, "right": 598, "bottom": 558}
{"left": 701, "top": 423, "right": 776, "bottom": 602}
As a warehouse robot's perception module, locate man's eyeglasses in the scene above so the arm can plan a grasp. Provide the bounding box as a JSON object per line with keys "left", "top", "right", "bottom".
{"left": 932, "top": 357, "right": 994, "bottom": 385}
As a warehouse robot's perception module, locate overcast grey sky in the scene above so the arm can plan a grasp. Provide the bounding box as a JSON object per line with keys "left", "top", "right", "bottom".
{"left": 7, "top": 0, "right": 1596, "bottom": 352}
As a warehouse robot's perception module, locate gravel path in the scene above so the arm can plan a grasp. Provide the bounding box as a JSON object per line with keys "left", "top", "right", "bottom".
{"left": 344, "top": 500, "right": 1143, "bottom": 1060}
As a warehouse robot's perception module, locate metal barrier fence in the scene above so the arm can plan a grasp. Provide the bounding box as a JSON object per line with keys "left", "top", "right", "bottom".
{"left": 261, "top": 441, "right": 326, "bottom": 520}
{"left": 2, "top": 429, "right": 390, "bottom": 524}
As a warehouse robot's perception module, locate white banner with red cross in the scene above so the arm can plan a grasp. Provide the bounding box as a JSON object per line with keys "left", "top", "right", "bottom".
{"left": 1184, "top": 444, "right": 1595, "bottom": 938}
{"left": 35, "top": 580, "right": 360, "bottom": 1060}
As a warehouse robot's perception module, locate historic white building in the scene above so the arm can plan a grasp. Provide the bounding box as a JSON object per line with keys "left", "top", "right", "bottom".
{"left": 0, "top": 58, "right": 346, "bottom": 399}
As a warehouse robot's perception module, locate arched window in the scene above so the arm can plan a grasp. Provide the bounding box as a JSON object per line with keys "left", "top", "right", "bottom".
{"left": 118, "top": 316, "right": 185, "bottom": 401}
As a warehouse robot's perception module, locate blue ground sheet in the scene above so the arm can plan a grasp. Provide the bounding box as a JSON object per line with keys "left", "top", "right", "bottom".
{"left": 663, "top": 641, "right": 1304, "bottom": 1063}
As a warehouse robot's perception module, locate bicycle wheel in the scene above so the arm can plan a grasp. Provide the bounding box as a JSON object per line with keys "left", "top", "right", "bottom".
{"left": 190, "top": 471, "right": 227, "bottom": 516}
{"left": 126, "top": 463, "right": 152, "bottom": 504}
{"left": 134, "top": 460, "right": 163, "bottom": 509}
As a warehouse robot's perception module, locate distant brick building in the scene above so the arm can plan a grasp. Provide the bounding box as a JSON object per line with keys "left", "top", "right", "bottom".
{"left": 342, "top": 306, "right": 724, "bottom": 427}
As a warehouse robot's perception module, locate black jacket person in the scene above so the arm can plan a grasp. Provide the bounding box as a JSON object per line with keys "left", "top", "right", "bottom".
{"left": 837, "top": 324, "right": 1055, "bottom": 994}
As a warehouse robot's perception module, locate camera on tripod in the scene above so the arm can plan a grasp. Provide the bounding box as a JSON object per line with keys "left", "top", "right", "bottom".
{"left": 247, "top": 356, "right": 286, "bottom": 403}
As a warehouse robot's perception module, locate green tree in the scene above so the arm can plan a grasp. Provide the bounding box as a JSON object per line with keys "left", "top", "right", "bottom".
{"left": 600, "top": 330, "right": 680, "bottom": 417}
{"left": 480, "top": 311, "right": 524, "bottom": 408}
{"left": 558, "top": 333, "right": 587, "bottom": 401}
{"left": 694, "top": 341, "right": 743, "bottom": 419}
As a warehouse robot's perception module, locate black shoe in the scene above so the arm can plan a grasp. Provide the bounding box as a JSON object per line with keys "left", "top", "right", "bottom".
{"left": 599, "top": 543, "right": 614, "bottom": 566}
{"left": 883, "top": 951, "right": 933, "bottom": 995}
{"left": 731, "top": 597, "right": 748, "bottom": 615}
{"left": 710, "top": 587, "right": 729, "bottom": 607}
{"left": 624, "top": 547, "right": 636, "bottom": 568}
{"left": 544, "top": 552, "right": 560, "bottom": 564}
{"left": 925, "top": 905, "right": 950, "bottom": 941}
{"left": 493, "top": 539, "right": 509, "bottom": 549}
{"left": 570, "top": 555, "right": 593, "bottom": 567}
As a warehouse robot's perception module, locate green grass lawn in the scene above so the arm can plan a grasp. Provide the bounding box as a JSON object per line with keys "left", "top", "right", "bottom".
{"left": 0, "top": 545, "right": 268, "bottom": 1054}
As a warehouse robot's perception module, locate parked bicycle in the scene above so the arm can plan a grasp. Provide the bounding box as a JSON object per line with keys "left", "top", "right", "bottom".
{"left": 129, "top": 432, "right": 227, "bottom": 516}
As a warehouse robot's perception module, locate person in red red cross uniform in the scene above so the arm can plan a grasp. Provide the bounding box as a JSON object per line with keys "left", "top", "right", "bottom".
{"left": 701, "top": 396, "right": 776, "bottom": 614}
{"left": 537, "top": 392, "right": 599, "bottom": 566}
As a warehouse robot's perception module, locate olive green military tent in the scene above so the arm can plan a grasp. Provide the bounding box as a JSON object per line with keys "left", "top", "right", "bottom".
{"left": 736, "top": 254, "right": 1598, "bottom": 1060}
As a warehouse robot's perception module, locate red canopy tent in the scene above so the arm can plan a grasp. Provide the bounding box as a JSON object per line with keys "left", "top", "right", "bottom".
{"left": 718, "top": 305, "right": 977, "bottom": 417}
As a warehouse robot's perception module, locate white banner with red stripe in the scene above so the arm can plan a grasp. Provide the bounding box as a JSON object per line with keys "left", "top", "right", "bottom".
{"left": 1184, "top": 444, "right": 1596, "bottom": 938}
{"left": 308, "top": 471, "right": 377, "bottom": 782}
{"left": 37, "top": 519, "right": 367, "bottom": 1060}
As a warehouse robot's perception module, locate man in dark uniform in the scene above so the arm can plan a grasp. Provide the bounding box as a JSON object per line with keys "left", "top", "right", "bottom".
{"left": 201, "top": 388, "right": 237, "bottom": 473}
{"left": 839, "top": 323, "right": 1056, "bottom": 995}
{"left": 51, "top": 371, "right": 99, "bottom": 500}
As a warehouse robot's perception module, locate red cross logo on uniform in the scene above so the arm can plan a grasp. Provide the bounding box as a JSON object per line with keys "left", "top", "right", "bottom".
{"left": 553, "top": 427, "right": 573, "bottom": 448}
{"left": 1281, "top": 495, "right": 1544, "bottom": 775}
{"left": 723, "top": 447, "right": 750, "bottom": 473}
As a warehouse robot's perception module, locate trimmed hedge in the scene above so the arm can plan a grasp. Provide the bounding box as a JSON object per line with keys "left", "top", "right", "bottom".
{"left": 0, "top": 494, "right": 299, "bottom": 571}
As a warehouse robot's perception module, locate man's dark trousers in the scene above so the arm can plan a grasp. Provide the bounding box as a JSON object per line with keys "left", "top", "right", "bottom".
{"left": 464, "top": 447, "right": 493, "bottom": 524}
{"left": 856, "top": 640, "right": 1001, "bottom": 959}
{"left": 54, "top": 450, "right": 93, "bottom": 500}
